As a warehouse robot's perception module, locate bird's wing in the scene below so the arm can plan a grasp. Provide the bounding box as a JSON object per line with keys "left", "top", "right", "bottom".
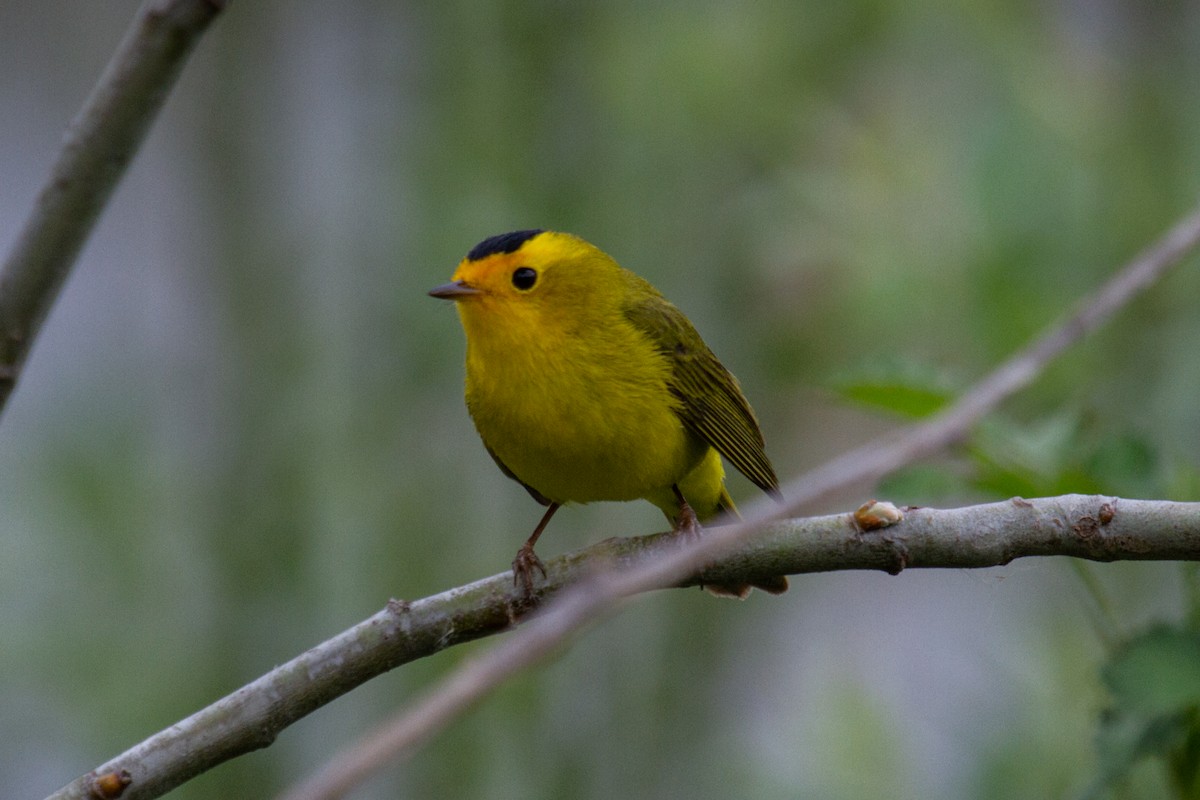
{"left": 622, "top": 286, "right": 780, "bottom": 496}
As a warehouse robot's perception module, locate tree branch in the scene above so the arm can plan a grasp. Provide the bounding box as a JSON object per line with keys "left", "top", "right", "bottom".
{"left": 0, "top": 0, "right": 225, "bottom": 415}
{"left": 277, "top": 498, "right": 1199, "bottom": 800}
{"left": 45, "top": 496, "right": 1200, "bottom": 800}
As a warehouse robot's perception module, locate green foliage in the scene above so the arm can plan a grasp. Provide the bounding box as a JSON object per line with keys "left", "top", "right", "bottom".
{"left": 845, "top": 371, "right": 1183, "bottom": 504}
{"left": 1105, "top": 629, "right": 1200, "bottom": 718}
{"left": 828, "top": 359, "right": 957, "bottom": 419}
{"left": 845, "top": 365, "right": 1186, "bottom": 508}
{"left": 1085, "top": 627, "right": 1200, "bottom": 799}
{"left": 969, "top": 416, "right": 1167, "bottom": 500}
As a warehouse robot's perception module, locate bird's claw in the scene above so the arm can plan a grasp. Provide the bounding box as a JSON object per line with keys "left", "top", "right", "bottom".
{"left": 511, "top": 543, "right": 547, "bottom": 596}
{"left": 674, "top": 499, "right": 702, "bottom": 540}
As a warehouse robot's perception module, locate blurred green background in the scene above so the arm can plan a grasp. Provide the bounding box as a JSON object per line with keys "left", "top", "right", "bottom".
{"left": 2, "top": 1, "right": 1199, "bottom": 798}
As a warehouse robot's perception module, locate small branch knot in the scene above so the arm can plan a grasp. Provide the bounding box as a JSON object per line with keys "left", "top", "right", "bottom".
{"left": 883, "top": 537, "right": 910, "bottom": 575}
{"left": 88, "top": 769, "right": 131, "bottom": 799}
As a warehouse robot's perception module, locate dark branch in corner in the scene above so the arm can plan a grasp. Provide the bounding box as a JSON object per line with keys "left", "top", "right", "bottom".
{"left": 0, "top": 0, "right": 225, "bottom": 414}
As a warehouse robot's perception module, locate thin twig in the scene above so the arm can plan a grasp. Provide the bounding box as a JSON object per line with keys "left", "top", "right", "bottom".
{"left": 276, "top": 205, "right": 1200, "bottom": 800}
{"left": 0, "top": 0, "right": 226, "bottom": 415}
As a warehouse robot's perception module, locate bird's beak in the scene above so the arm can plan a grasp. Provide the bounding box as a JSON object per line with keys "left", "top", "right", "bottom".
{"left": 428, "top": 280, "right": 480, "bottom": 299}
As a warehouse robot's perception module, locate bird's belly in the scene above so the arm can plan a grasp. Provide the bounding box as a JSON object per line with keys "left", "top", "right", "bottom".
{"left": 467, "top": 370, "right": 706, "bottom": 505}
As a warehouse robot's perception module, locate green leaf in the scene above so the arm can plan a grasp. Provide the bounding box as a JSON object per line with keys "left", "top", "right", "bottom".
{"left": 1086, "top": 628, "right": 1200, "bottom": 799}
{"left": 827, "top": 360, "right": 956, "bottom": 419}
{"left": 1104, "top": 628, "right": 1200, "bottom": 716}
{"left": 967, "top": 416, "right": 1066, "bottom": 498}
{"left": 1085, "top": 710, "right": 1193, "bottom": 799}
{"left": 836, "top": 380, "right": 951, "bottom": 418}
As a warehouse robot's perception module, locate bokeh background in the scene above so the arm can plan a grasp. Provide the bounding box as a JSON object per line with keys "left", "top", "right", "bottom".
{"left": 2, "top": 1, "right": 1200, "bottom": 798}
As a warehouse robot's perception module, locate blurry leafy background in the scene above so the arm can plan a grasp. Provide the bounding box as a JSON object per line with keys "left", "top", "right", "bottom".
{"left": 2, "top": 1, "right": 1200, "bottom": 798}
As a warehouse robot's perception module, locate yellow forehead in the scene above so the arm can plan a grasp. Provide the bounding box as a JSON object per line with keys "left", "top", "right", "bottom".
{"left": 450, "top": 248, "right": 520, "bottom": 286}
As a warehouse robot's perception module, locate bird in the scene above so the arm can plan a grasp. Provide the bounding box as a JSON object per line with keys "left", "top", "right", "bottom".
{"left": 429, "top": 229, "right": 787, "bottom": 598}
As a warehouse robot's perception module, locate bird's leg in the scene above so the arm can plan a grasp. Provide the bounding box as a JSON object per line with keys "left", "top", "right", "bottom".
{"left": 671, "top": 485, "right": 701, "bottom": 539}
{"left": 671, "top": 485, "right": 758, "bottom": 598}
{"left": 512, "top": 502, "right": 559, "bottom": 595}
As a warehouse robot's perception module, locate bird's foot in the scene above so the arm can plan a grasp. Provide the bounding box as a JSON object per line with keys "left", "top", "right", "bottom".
{"left": 673, "top": 498, "right": 702, "bottom": 540}
{"left": 511, "top": 542, "right": 547, "bottom": 596}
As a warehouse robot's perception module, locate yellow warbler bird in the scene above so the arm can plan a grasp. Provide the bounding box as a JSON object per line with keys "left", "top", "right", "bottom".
{"left": 429, "top": 230, "right": 787, "bottom": 598}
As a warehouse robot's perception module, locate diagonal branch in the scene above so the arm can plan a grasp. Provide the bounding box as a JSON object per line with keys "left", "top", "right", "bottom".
{"left": 0, "top": 0, "right": 226, "bottom": 416}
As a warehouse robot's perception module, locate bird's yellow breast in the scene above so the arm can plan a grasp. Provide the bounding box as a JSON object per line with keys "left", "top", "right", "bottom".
{"left": 459, "top": 294, "right": 709, "bottom": 508}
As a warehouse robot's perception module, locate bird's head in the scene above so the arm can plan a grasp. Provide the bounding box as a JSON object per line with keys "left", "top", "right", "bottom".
{"left": 429, "top": 230, "right": 622, "bottom": 335}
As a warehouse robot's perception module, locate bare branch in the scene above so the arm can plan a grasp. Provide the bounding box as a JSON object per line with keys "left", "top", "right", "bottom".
{"left": 278, "top": 495, "right": 1200, "bottom": 800}
{"left": 0, "top": 0, "right": 225, "bottom": 415}
{"left": 44, "top": 495, "right": 1200, "bottom": 800}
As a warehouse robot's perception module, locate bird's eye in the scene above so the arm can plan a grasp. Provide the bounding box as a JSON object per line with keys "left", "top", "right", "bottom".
{"left": 511, "top": 267, "right": 538, "bottom": 290}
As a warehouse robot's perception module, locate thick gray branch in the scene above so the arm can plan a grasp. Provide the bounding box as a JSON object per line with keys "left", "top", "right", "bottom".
{"left": 700, "top": 496, "right": 1200, "bottom": 583}
{"left": 0, "top": 0, "right": 225, "bottom": 413}
{"left": 48, "top": 495, "right": 1200, "bottom": 800}
{"left": 279, "top": 495, "right": 1200, "bottom": 800}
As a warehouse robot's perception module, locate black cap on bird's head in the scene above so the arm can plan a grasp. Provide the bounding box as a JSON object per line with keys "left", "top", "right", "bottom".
{"left": 466, "top": 229, "right": 544, "bottom": 262}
